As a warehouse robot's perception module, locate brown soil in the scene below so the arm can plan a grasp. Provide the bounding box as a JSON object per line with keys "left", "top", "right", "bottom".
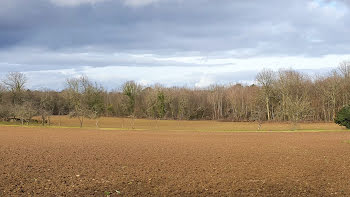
{"left": 1, "top": 127, "right": 350, "bottom": 196}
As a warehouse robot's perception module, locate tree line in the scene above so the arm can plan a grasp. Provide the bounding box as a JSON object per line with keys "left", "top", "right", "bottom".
{"left": 0, "top": 61, "right": 349, "bottom": 127}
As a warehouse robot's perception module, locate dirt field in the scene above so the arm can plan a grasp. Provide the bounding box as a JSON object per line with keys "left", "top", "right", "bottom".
{"left": 1, "top": 126, "right": 350, "bottom": 196}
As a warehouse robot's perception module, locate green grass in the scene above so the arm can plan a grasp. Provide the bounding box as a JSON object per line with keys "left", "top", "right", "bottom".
{"left": 0, "top": 121, "right": 43, "bottom": 127}
{"left": 0, "top": 122, "right": 348, "bottom": 133}
{"left": 104, "top": 191, "right": 111, "bottom": 196}
{"left": 0, "top": 116, "right": 348, "bottom": 133}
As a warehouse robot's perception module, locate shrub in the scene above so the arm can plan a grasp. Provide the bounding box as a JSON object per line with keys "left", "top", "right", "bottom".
{"left": 335, "top": 105, "right": 350, "bottom": 129}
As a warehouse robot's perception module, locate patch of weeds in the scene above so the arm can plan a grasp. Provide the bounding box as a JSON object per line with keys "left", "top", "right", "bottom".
{"left": 343, "top": 140, "right": 350, "bottom": 144}
{"left": 104, "top": 191, "right": 111, "bottom": 196}
{"left": 104, "top": 190, "right": 121, "bottom": 196}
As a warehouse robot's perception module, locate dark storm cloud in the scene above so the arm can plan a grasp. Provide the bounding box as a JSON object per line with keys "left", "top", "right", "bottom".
{"left": 0, "top": 0, "right": 349, "bottom": 55}
{"left": 0, "top": 0, "right": 350, "bottom": 89}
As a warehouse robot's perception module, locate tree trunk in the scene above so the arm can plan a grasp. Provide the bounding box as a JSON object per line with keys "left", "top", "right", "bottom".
{"left": 42, "top": 115, "right": 45, "bottom": 126}
{"left": 95, "top": 119, "right": 99, "bottom": 128}
{"left": 283, "top": 94, "right": 287, "bottom": 121}
{"left": 58, "top": 111, "right": 61, "bottom": 127}
{"left": 332, "top": 95, "right": 336, "bottom": 121}
{"left": 266, "top": 96, "right": 270, "bottom": 121}
{"left": 79, "top": 116, "right": 83, "bottom": 128}
{"left": 132, "top": 117, "right": 135, "bottom": 129}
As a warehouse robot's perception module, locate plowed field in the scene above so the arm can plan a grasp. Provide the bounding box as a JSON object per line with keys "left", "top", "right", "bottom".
{"left": 1, "top": 126, "right": 350, "bottom": 196}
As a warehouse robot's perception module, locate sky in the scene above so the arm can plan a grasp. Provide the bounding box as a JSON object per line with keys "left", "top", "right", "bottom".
{"left": 1, "top": 0, "right": 350, "bottom": 90}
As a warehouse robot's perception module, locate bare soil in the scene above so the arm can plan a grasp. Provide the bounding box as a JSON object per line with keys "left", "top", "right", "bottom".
{"left": 1, "top": 126, "right": 350, "bottom": 196}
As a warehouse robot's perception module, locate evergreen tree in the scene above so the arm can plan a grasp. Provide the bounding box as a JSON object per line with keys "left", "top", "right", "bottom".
{"left": 335, "top": 105, "right": 350, "bottom": 129}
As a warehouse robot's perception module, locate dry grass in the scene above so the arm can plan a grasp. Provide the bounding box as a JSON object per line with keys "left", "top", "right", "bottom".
{"left": 26, "top": 116, "right": 346, "bottom": 132}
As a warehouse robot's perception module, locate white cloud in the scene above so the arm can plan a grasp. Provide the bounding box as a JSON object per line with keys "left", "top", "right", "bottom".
{"left": 123, "top": 0, "right": 161, "bottom": 7}
{"left": 195, "top": 75, "right": 214, "bottom": 88}
{"left": 49, "top": 0, "right": 109, "bottom": 7}
{"left": 308, "top": 0, "right": 347, "bottom": 19}
{"left": 49, "top": 0, "right": 161, "bottom": 7}
{"left": 14, "top": 51, "right": 347, "bottom": 90}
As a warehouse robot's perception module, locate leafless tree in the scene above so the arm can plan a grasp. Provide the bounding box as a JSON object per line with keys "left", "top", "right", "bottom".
{"left": 275, "top": 69, "right": 313, "bottom": 126}
{"left": 256, "top": 69, "right": 275, "bottom": 121}
{"left": 3, "top": 61, "right": 350, "bottom": 125}
{"left": 38, "top": 90, "right": 56, "bottom": 126}
{"left": 208, "top": 85, "right": 224, "bottom": 120}
{"left": 2, "top": 72, "right": 27, "bottom": 105}
{"left": 65, "top": 76, "right": 105, "bottom": 128}
{"left": 13, "top": 102, "right": 36, "bottom": 125}
{"left": 338, "top": 61, "right": 350, "bottom": 106}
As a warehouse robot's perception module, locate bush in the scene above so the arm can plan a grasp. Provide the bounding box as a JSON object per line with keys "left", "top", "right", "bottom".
{"left": 335, "top": 105, "right": 350, "bottom": 129}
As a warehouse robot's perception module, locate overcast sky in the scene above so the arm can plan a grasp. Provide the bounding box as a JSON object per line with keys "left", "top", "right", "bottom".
{"left": 1, "top": 0, "right": 350, "bottom": 90}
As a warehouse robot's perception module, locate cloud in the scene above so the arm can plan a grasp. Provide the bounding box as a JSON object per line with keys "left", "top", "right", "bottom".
{"left": 49, "top": 0, "right": 161, "bottom": 7}
{"left": 1, "top": 0, "right": 350, "bottom": 89}
{"left": 17, "top": 64, "right": 335, "bottom": 90}
{"left": 1, "top": 0, "right": 350, "bottom": 55}
{"left": 123, "top": 0, "right": 162, "bottom": 7}
{"left": 195, "top": 76, "right": 215, "bottom": 88}
{"left": 49, "top": 0, "right": 109, "bottom": 7}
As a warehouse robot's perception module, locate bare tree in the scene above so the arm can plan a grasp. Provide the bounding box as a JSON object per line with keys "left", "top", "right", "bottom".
{"left": 338, "top": 61, "right": 350, "bottom": 78}
{"left": 122, "top": 81, "right": 142, "bottom": 116}
{"left": 208, "top": 85, "right": 224, "bottom": 120}
{"left": 13, "top": 102, "right": 36, "bottom": 125}
{"left": 338, "top": 61, "right": 350, "bottom": 106}
{"left": 65, "top": 76, "right": 105, "bottom": 128}
{"left": 38, "top": 90, "right": 56, "bottom": 126}
{"left": 326, "top": 71, "right": 341, "bottom": 121}
{"left": 276, "top": 69, "right": 312, "bottom": 126}
{"left": 178, "top": 94, "right": 189, "bottom": 120}
{"left": 2, "top": 72, "right": 27, "bottom": 105}
{"left": 0, "top": 84, "right": 6, "bottom": 102}
{"left": 4, "top": 61, "right": 350, "bottom": 125}
{"left": 285, "top": 96, "right": 311, "bottom": 130}
{"left": 256, "top": 69, "right": 275, "bottom": 121}
{"left": 250, "top": 103, "right": 265, "bottom": 130}
{"left": 0, "top": 85, "right": 11, "bottom": 121}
